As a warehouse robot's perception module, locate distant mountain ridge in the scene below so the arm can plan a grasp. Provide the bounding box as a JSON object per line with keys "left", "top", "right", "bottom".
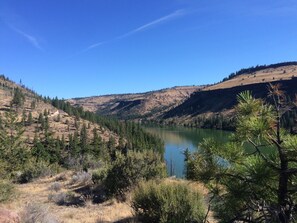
{"left": 70, "top": 62, "right": 297, "bottom": 127}
{"left": 68, "top": 86, "right": 202, "bottom": 120}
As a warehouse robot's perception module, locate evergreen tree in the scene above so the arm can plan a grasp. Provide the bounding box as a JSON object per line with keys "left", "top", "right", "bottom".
{"left": 91, "top": 127, "right": 102, "bottom": 155}
{"left": 186, "top": 85, "right": 297, "bottom": 222}
{"left": 80, "top": 123, "right": 89, "bottom": 155}
{"left": 27, "top": 112, "right": 33, "bottom": 125}
{"left": 0, "top": 111, "right": 29, "bottom": 176}
{"left": 11, "top": 88, "right": 25, "bottom": 109}
{"left": 21, "top": 110, "right": 27, "bottom": 126}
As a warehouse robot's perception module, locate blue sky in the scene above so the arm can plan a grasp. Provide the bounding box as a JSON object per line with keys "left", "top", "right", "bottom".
{"left": 1, "top": 0, "right": 297, "bottom": 99}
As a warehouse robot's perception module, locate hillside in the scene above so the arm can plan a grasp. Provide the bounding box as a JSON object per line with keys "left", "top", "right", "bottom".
{"left": 69, "top": 86, "right": 201, "bottom": 120}
{"left": 163, "top": 62, "right": 297, "bottom": 128}
{"left": 0, "top": 75, "right": 118, "bottom": 144}
{"left": 69, "top": 62, "right": 297, "bottom": 129}
{"left": 0, "top": 75, "right": 170, "bottom": 223}
{"left": 206, "top": 63, "right": 297, "bottom": 90}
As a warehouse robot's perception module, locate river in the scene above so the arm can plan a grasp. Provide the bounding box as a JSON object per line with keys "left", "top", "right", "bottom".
{"left": 145, "top": 126, "right": 232, "bottom": 178}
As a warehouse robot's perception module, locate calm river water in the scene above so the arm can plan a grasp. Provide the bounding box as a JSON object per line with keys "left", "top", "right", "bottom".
{"left": 145, "top": 126, "right": 231, "bottom": 178}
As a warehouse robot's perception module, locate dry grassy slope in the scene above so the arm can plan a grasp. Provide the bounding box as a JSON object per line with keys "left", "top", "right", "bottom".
{"left": 0, "top": 77, "right": 118, "bottom": 144}
{"left": 0, "top": 172, "right": 215, "bottom": 223}
{"left": 163, "top": 64, "right": 297, "bottom": 123}
{"left": 205, "top": 65, "right": 297, "bottom": 90}
{"left": 69, "top": 86, "right": 201, "bottom": 120}
{"left": 0, "top": 172, "right": 133, "bottom": 223}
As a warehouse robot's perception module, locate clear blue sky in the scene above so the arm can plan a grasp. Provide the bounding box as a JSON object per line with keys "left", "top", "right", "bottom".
{"left": 1, "top": 0, "right": 296, "bottom": 99}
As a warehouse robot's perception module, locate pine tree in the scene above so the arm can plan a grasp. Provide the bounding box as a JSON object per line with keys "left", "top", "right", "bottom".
{"left": 0, "top": 111, "right": 29, "bottom": 176}
{"left": 21, "top": 110, "right": 27, "bottom": 126}
{"left": 11, "top": 88, "right": 25, "bottom": 109}
{"left": 27, "top": 112, "right": 33, "bottom": 125}
{"left": 187, "top": 84, "right": 297, "bottom": 222}
{"left": 80, "top": 123, "right": 89, "bottom": 155}
{"left": 91, "top": 127, "right": 102, "bottom": 155}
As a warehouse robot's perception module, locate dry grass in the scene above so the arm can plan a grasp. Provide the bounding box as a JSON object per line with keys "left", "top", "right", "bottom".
{"left": 69, "top": 86, "right": 201, "bottom": 120}
{"left": 0, "top": 77, "right": 120, "bottom": 145}
{"left": 205, "top": 65, "right": 297, "bottom": 91}
{"left": 0, "top": 172, "right": 217, "bottom": 223}
{"left": 0, "top": 172, "right": 133, "bottom": 223}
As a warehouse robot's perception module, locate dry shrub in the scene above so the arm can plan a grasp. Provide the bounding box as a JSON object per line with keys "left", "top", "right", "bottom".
{"left": 48, "top": 192, "right": 85, "bottom": 207}
{"left": 69, "top": 171, "right": 92, "bottom": 186}
{"left": 21, "top": 202, "right": 59, "bottom": 223}
{"left": 49, "top": 182, "right": 62, "bottom": 192}
{"left": 54, "top": 173, "right": 67, "bottom": 182}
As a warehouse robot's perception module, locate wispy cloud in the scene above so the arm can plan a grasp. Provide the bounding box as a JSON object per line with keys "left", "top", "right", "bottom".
{"left": 9, "top": 25, "right": 43, "bottom": 50}
{"left": 84, "top": 9, "right": 186, "bottom": 52}
{"left": 0, "top": 12, "right": 43, "bottom": 51}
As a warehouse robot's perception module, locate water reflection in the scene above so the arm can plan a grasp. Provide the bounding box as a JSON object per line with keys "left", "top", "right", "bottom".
{"left": 145, "top": 126, "right": 231, "bottom": 178}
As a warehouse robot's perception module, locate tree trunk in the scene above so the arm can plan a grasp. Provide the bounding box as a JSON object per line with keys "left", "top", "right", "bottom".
{"left": 278, "top": 155, "right": 290, "bottom": 223}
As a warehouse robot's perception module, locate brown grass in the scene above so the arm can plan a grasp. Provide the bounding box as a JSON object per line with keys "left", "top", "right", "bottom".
{"left": 0, "top": 172, "right": 218, "bottom": 223}
{"left": 0, "top": 77, "right": 119, "bottom": 145}
{"left": 205, "top": 65, "right": 297, "bottom": 91}
{"left": 68, "top": 86, "right": 201, "bottom": 120}
{"left": 0, "top": 172, "right": 133, "bottom": 223}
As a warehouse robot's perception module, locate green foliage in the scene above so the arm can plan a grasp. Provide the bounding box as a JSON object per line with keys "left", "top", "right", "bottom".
{"left": 27, "top": 111, "right": 33, "bottom": 125}
{"left": 132, "top": 180, "right": 205, "bottom": 223}
{"left": 91, "top": 167, "right": 109, "bottom": 184}
{"left": 104, "top": 150, "right": 166, "bottom": 198}
{"left": 32, "top": 132, "right": 62, "bottom": 164}
{"left": 11, "top": 87, "right": 25, "bottom": 108}
{"left": 0, "top": 111, "right": 30, "bottom": 177}
{"left": 0, "top": 180, "right": 15, "bottom": 203}
{"left": 186, "top": 86, "right": 297, "bottom": 222}
{"left": 50, "top": 98, "right": 164, "bottom": 153}
{"left": 15, "top": 160, "right": 61, "bottom": 184}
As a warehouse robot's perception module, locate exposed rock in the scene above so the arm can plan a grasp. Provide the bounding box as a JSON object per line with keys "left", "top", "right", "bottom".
{"left": 0, "top": 208, "right": 20, "bottom": 223}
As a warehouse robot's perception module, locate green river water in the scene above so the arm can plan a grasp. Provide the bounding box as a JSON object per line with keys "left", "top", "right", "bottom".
{"left": 145, "top": 126, "right": 232, "bottom": 178}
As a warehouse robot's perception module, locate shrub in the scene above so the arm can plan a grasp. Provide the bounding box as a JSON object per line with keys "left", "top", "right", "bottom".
{"left": 104, "top": 150, "right": 166, "bottom": 198}
{"left": 54, "top": 173, "right": 67, "bottom": 182}
{"left": 69, "top": 171, "right": 92, "bottom": 186}
{"left": 0, "top": 180, "right": 15, "bottom": 203}
{"left": 14, "top": 160, "right": 61, "bottom": 184}
{"left": 132, "top": 180, "right": 205, "bottom": 223}
{"left": 91, "top": 167, "right": 109, "bottom": 184}
{"left": 64, "top": 155, "right": 103, "bottom": 171}
{"left": 21, "top": 202, "right": 59, "bottom": 223}
{"left": 48, "top": 192, "right": 84, "bottom": 206}
{"left": 49, "top": 182, "right": 62, "bottom": 192}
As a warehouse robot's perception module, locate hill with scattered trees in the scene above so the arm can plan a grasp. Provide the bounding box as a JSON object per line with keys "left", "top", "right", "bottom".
{"left": 162, "top": 63, "right": 297, "bottom": 130}
{"left": 69, "top": 86, "right": 201, "bottom": 120}
{"left": 1, "top": 75, "right": 184, "bottom": 223}
{"left": 69, "top": 62, "right": 297, "bottom": 131}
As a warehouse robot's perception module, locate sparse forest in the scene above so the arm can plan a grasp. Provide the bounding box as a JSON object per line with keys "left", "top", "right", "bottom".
{"left": 1, "top": 72, "right": 297, "bottom": 223}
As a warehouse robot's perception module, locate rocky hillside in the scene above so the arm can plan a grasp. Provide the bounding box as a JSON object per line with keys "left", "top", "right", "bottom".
{"left": 0, "top": 75, "right": 118, "bottom": 144}
{"left": 69, "top": 86, "right": 201, "bottom": 120}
